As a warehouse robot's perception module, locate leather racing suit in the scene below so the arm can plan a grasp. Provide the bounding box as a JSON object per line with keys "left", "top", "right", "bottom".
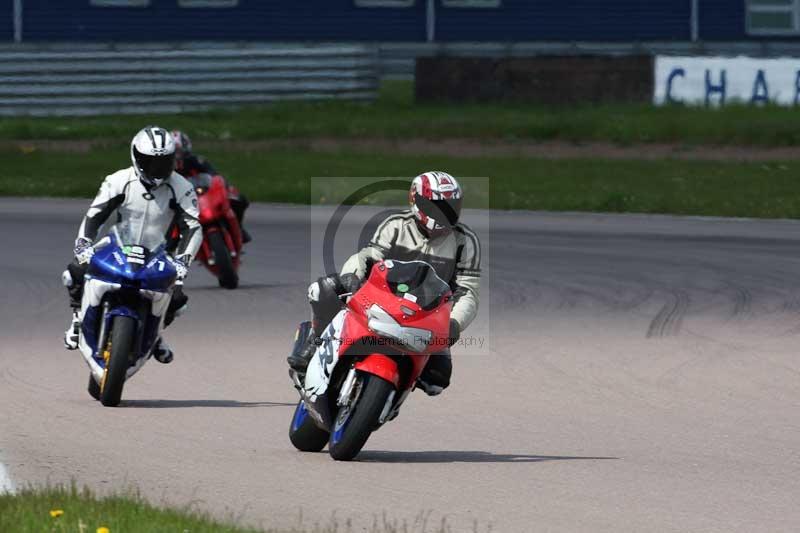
{"left": 306, "top": 210, "right": 481, "bottom": 392}
{"left": 66, "top": 167, "right": 202, "bottom": 325}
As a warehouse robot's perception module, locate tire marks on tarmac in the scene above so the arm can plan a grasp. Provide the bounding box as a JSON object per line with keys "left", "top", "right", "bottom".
{"left": 647, "top": 290, "right": 690, "bottom": 338}
{"left": 727, "top": 283, "right": 753, "bottom": 321}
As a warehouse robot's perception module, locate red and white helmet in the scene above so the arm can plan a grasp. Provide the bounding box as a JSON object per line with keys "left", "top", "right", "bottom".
{"left": 171, "top": 130, "right": 193, "bottom": 159}
{"left": 409, "top": 171, "right": 463, "bottom": 237}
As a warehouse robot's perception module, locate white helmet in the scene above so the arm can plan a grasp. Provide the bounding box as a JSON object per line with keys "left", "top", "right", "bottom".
{"left": 409, "top": 171, "right": 463, "bottom": 237}
{"left": 130, "top": 126, "right": 176, "bottom": 188}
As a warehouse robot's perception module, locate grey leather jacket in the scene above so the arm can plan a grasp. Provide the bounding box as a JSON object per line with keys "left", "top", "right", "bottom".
{"left": 341, "top": 210, "right": 481, "bottom": 330}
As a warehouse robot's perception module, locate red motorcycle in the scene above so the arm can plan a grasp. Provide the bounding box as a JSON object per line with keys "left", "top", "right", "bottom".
{"left": 189, "top": 173, "right": 242, "bottom": 289}
{"left": 288, "top": 260, "right": 452, "bottom": 461}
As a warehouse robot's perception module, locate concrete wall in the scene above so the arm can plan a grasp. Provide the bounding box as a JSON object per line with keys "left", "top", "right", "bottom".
{"left": 416, "top": 55, "right": 654, "bottom": 104}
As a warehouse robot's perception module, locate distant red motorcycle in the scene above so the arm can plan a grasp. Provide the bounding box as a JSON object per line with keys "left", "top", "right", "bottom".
{"left": 188, "top": 173, "right": 242, "bottom": 289}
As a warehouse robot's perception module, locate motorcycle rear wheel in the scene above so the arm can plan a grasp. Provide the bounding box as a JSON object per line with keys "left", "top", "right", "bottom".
{"left": 208, "top": 231, "right": 238, "bottom": 290}
{"left": 100, "top": 315, "right": 135, "bottom": 407}
{"left": 328, "top": 374, "right": 394, "bottom": 461}
{"left": 289, "top": 400, "right": 329, "bottom": 452}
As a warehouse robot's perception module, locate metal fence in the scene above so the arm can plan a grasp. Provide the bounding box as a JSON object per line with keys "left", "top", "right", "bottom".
{"left": 2, "top": 40, "right": 799, "bottom": 115}
{"left": 0, "top": 44, "right": 379, "bottom": 116}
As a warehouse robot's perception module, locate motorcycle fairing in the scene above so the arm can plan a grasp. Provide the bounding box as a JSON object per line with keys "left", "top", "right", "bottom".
{"left": 305, "top": 309, "right": 352, "bottom": 399}
{"left": 354, "top": 354, "right": 400, "bottom": 388}
{"left": 90, "top": 238, "right": 176, "bottom": 292}
{"left": 192, "top": 174, "right": 243, "bottom": 274}
{"left": 78, "top": 233, "right": 174, "bottom": 384}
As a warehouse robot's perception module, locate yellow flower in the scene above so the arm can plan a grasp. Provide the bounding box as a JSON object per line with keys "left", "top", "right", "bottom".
{"left": 49, "top": 509, "right": 64, "bottom": 518}
{"left": 97, "top": 527, "right": 110, "bottom": 533}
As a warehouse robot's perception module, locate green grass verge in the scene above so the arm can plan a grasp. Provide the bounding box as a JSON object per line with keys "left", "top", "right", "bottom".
{"left": 0, "top": 485, "right": 462, "bottom": 533}
{"left": 0, "top": 485, "right": 263, "bottom": 533}
{"left": 2, "top": 146, "right": 800, "bottom": 219}
{"left": 1, "top": 81, "right": 800, "bottom": 147}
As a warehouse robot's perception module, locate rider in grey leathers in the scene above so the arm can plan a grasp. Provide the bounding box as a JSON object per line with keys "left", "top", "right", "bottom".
{"left": 288, "top": 172, "right": 481, "bottom": 396}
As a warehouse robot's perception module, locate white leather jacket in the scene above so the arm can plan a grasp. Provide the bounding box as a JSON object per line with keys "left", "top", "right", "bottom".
{"left": 341, "top": 210, "right": 481, "bottom": 330}
{"left": 77, "top": 167, "right": 202, "bottom": 263}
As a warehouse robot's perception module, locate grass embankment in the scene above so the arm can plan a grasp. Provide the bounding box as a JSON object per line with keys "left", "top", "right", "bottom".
{"left": 1, "top": 81, "right": 800, "bottom": 146}
{"left": 0, "top": 486, "right": 261, "bottom": 533}
{"left": 2, "top": 81, "right": 800, "bottom": 218}
{"left": 0, "top": 486, "right": 458, "bottom": 533}
{"left": 2, "top": 148, "right": 799, "bottom": 218}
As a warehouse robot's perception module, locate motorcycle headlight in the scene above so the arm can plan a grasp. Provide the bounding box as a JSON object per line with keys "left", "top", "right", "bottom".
{"left": 367, "top": 304, "right": 432, "bottom": 353}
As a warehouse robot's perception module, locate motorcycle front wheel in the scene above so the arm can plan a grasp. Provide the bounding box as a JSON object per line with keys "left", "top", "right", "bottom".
{"left": 208, "top": 230, "right": 238, "bottom": 290}
{"left": 87, "top": 374, "right": 100, "bottom": 401}
{"left": 328, "top": 374, "right": 394, "bottom": 461}
{"left": 100, "top": 315, "right": 135, "bottom": 407}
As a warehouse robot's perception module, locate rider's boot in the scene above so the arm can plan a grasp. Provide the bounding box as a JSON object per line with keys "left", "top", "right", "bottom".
{"left": 152, "top": 337, "right": 174, "bottom": 364}
{"left": 287, "top": 322, "right": 320, "bottom": 373}
{"left": 63, "top": 309, "right": 80, "bottom": 350}
{"left": 416, "top": 379, "right": 444, "bottom": 396}
{"left": 287, "top": 334, "right": 321, "bottom": 373}
{"left": 416, "top": 353, "right": 452, "bottom": 396}
{"left": 231, "top": 197, "right": 252, "bottom": 244}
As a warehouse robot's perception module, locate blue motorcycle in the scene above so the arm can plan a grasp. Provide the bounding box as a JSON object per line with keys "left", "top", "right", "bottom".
{"left": 76, "top": 227, "right": 177, "bottom": 406}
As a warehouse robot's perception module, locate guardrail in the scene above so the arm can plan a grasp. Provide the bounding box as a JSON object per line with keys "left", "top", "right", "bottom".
{"left": 0, "top": 44, "right": 379, "bottom": 116}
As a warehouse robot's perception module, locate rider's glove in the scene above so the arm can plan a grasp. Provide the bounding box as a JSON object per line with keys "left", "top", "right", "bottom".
{"left": 171, "top": 254, "right": 190, "bottom": 281}
{"left": 339, "top": 273, "right": 363, "bottom": 295}
{"left": 447, "top": 318, "right": 461, "bottom": 347}
{"left": 74, "top": 237, "right": 94, "bottom": 265}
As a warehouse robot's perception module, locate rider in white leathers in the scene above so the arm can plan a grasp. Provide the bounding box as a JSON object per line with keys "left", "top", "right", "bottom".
{"left": 63, "top": 126, "right": 202, "bottom": 364}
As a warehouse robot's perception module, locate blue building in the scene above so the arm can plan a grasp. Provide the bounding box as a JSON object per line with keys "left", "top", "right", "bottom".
{"left": 1, "top": 1, "right": 796, "bottom": 43}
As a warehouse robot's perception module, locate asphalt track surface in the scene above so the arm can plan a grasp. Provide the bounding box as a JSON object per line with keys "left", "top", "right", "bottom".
{"left": 1, "top": 198, "right": 799, "bottom": 532}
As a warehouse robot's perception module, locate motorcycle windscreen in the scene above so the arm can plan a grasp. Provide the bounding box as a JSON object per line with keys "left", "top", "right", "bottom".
{"left": 189, "top": 172, "right": 213, "bottom": 195}
{"left": 106, "top": 222, "right": 167, "bottom": 254}
{"left": 385, "top": 260, "right": 451, "bottom": 310}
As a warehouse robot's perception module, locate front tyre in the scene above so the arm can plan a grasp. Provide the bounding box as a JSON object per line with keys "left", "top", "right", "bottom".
{"left": 208, "top": 231, "right": 238, "bottom": 290}
{"left": 288, "top": 400, "right": 329, "bottom": 452}
{"left": 87, "top": 375, "right": 100, "bottom": 401}
{"left": 329, "top": 374, "right": 394, "bottom": 461}
{"left": 100, "top": 315, "right": 136, "bottom": 407}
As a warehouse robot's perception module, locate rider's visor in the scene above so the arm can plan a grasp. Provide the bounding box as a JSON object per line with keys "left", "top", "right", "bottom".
{"left": 134, "top": 147, "right": 175, "bottom": 181}
{"left": 414, "top": 194, "right": 462, "bottom": 226}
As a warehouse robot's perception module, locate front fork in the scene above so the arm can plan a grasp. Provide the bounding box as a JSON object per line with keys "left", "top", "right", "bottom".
{"left": 80, "top": 287, "right": 171, "bottom": 384}
{"left": 337, "top": 365, "right": 402, "bottom": 428}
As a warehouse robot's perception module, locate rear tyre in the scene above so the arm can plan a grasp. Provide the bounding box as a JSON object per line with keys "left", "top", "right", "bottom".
{"left": 208, "top": 231, "right": 238, "bottom": 290}
{"left": 87, "top": 375, "right": 100, "bottom": 401}
{"left": 100, "top": 315, "right": 136, "bottom": 407}
{"left": 288, "top": 400, "right": 329, "bottom": 452}
{"left": 328, "top": 374, "right": 394, "bottom": 461}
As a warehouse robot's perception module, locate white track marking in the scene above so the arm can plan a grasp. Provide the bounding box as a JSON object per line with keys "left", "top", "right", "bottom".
{"left": 0, "top": 461, "right": 15, "bottom": 494}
